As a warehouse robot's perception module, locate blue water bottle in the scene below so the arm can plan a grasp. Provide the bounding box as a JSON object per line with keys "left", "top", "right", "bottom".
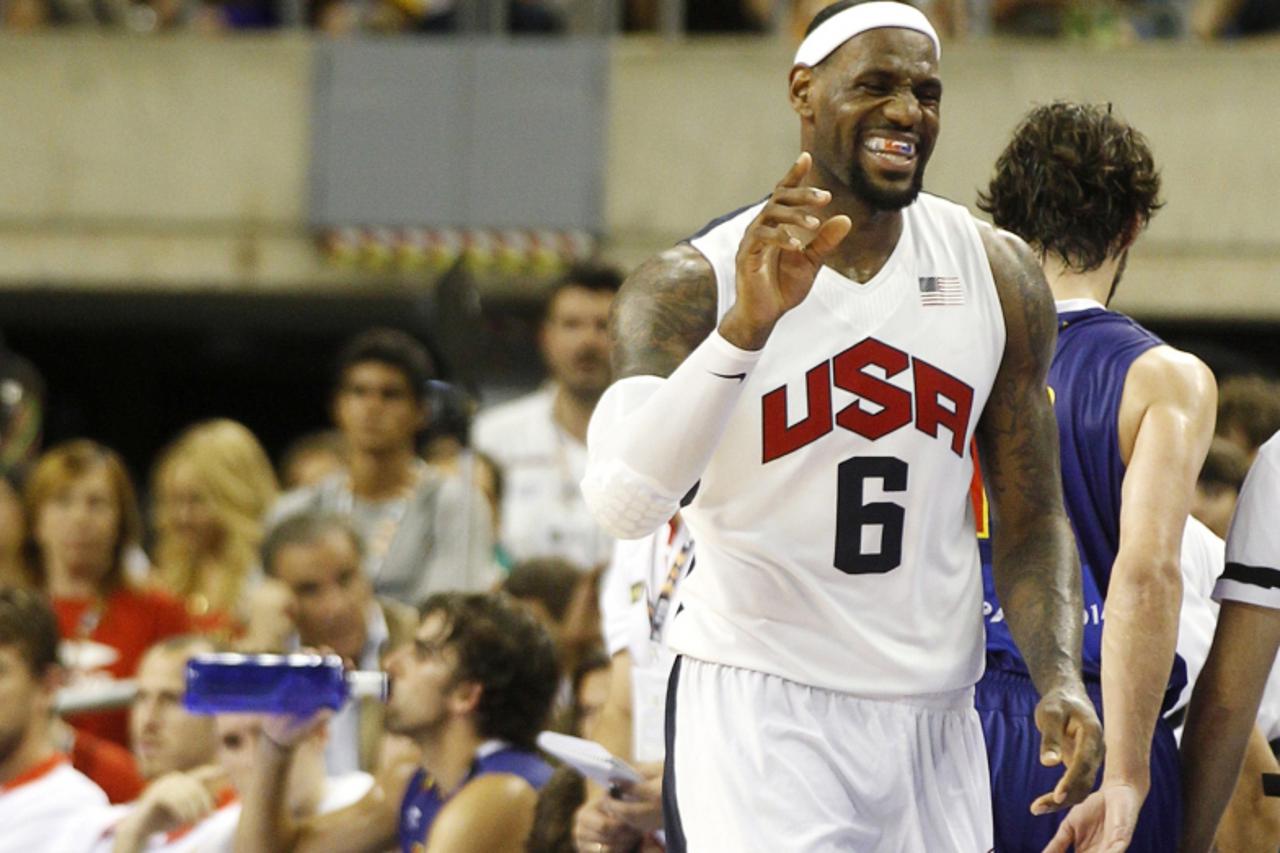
{"left": 183, "top": 652, "right": 387, "bottom": 715}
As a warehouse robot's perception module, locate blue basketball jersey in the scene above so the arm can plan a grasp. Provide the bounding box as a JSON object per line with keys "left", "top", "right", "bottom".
{"left": 398, "top": 742, "right": 553, "bottom": 852}
{"left": 981, "top": 301, "right": 1186, "bottom": 703}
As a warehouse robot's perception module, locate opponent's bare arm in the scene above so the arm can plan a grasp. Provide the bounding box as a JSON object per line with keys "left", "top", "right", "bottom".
{"left": 974, "top": 224, "right": 1103, "bottom": 813}
{"left": 1102, "top": 349, "right": 1215, "bottom": 792}
{"left": 234, "top": 719, "right": 414, "bottom": 853}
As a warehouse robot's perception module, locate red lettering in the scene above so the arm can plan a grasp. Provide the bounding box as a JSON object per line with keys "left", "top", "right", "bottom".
{"left": 761, "top": 361, "right": 833, "bottom": 463}
{"left": 832, "top": 339, "right": 913, "bottom": 441}
{"left": 912, "top": 357, "right": 974, "bottom": 457}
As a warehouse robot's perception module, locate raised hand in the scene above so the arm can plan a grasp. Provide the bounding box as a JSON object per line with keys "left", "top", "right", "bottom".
{"left": 1031, "top": 685, "right": 1105, "bottom": 815}
{"left": 115, "top": 765, "right": 229, "bottom": 850}
{"left": 720, "top": 152, "right": 852, "bottom": 350}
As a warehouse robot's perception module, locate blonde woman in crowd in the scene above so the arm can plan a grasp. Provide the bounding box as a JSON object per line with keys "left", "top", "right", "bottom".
{"left": 26, "top": 439, "right": 190, "bottom": 748}
{"left": 150, "top": 418, "right": 279, "bottom": 635}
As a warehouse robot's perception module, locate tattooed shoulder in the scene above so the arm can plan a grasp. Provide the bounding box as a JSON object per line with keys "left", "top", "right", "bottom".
{"left": 611, "top": 244, "right": 718, "bottom": 379}
{"left": 978, "top": 222, "right": 1057, "bottom": 375}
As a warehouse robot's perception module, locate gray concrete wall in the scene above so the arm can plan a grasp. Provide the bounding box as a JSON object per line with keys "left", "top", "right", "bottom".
{"left": 0, "top": 34, "right": 1276, "bottom": 318}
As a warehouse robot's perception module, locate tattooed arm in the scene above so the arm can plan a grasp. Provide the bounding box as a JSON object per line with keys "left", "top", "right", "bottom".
{"left": 975, "top": 224, "right": 1104, "bottom": 815}
{"left": 610, "top": 245, "right": 718, "bottom": 380}
{"left": 582, "top": 156, "right": 851, "bottom": 539}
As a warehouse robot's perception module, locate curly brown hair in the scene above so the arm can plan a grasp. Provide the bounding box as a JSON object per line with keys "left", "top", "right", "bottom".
{"left": 421, "top": 591, "right": 559, "bottom": 751}
{"left": 978, "top": 102, "right": 1163, "bottom": 273}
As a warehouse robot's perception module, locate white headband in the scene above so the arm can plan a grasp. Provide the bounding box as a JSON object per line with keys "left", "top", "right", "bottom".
{"left": 794, "top": 2, "right": 941, "bottom": 68}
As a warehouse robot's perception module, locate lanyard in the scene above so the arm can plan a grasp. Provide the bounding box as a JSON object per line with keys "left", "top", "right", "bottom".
{"left": 648, "top": 536, "right": 693, "bottom": 642}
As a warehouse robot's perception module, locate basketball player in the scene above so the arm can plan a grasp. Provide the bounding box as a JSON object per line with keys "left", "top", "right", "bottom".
{"left": 1180, "top": 430, "right": 1280, "bottom": 852}
{"left": 973, "top": 102, "right": 1217, "bottom": 852}
{"left": 580, "top": 3, "right": 1103, "bottom": 848}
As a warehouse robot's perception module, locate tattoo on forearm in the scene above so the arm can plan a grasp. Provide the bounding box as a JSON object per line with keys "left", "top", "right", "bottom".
{"left": 979, "top": 232, "right": 1083, "bottom": 690}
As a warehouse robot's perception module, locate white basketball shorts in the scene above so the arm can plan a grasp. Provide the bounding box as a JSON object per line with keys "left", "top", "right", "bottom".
{"left": 662, "top": 656, "right": 994, "bottom": 852}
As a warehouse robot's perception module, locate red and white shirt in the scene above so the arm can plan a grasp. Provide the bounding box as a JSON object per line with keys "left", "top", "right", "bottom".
{"left": 0, "top": 754, "right": 108, "bottom": 853}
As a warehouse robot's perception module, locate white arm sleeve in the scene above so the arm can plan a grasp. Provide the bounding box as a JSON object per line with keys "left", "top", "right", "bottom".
{"left": 581, "top": 330, "right": 762, "bottom": 539}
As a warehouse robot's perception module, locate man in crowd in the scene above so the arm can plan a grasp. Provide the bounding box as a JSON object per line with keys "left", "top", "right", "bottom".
{"left": 236, "top": 591, "right": 559, "bottom": 852}
{"left": 0, "top": 587, "right": 107, "bottom": 851}
{"left": 101, "top": 635, "right": 225, "bottom": 850}
{"left": 974, "top": 102, "right": 1216, "bottom": 851}
{"left": 1180, "top": 431, "right": 1280, "bottom": 851}
{"left": 273, "top": 327, "right": 494, "bottom": 606}
{"left": 1215, "top": 374, "right": 1280, "bottom": 461}
{"left": 90, "top": 636, "right": 374, "bottom": 853}
{"left": 473, "top": 264, "right": 621, "bottom": 571}
{"left": 573, "top": 518, "right": 694, "bottom": 852}
{"left": 250, "top": 510, "right": 419, "bottom": 774}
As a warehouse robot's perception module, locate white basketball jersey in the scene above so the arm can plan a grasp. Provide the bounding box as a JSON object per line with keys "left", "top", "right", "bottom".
{"left": 667, "top": 193, "right": 1006, "bottom": 696}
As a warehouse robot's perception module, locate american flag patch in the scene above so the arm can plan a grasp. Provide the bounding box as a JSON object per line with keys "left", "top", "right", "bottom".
{"left": 918, "top": 275, "right": 964, "bottom": 306}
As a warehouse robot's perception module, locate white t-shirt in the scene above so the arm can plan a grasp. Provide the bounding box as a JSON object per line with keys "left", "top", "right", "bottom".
{"left": 1213, "top": 432, "right": 1280, "bottom": 609}
{"left": 473, "top": 386, "right": 614, "bottom": 570}
{"left": 599, "top": 518, "right": 693, "bottom": 762}
{"left": 1174, "top": 514, "right": 1280, "bottom": 740}
{"left": 669, "top": 193, "right": 1006, "bottom": 696}
{"left": 0, "top": 756, "right": 108, "bottom": 853}
{"left": 85, "top": 771, "right": 374, "bottom": 853}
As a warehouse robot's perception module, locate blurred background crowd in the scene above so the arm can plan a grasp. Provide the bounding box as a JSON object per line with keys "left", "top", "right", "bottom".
{"left": 0, "top": 0, "right": 1278, "bottom": 848}
{"left": 1, "top": 0, "right": 1278, "bottom": 40}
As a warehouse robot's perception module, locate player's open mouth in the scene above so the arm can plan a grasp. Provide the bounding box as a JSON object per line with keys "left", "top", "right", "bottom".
{"left": 863, "top": 136, "right": 917, "bottom": 170}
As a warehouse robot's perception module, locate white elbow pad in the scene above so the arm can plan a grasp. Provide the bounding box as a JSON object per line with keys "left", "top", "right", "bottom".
{"left": 581, "top": 458, "right": 680, "bottom": 540}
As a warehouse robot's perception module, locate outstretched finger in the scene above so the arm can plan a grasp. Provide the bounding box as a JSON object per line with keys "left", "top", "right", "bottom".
{"left": 754, "top": 204, "right": 822, "bottom": 233}
{"left": 770, "top": 185, "right": 832, "bottom": 209}
{"left": 775, "top": 152, "right": 814, "bottom": 190}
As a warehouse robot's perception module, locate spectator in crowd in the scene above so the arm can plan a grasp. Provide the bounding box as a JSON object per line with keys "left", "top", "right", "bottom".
{"left": 0, "top": 472, "right": 31, "bottom": 588}
{"left": 278, "top": 430, "right": 347, "bottom": 492}
{"left": 573, "top": 518, "right": 692, "bottom": 852}
{"left": 151, "top": 419, "right": 279, "bottom": 635}
{"left": 272, "top": 327, "right": 494, "bottom": 606}
{"left": 0, "top": 332, "right": 44, "bottom": 476}
{"left": 1192, "top": 0, "right": 1280, "bottom": 37}
{"left": 569, "top": 651, "right": 610, "bottom": 738}
{"left": 1216, "top": 373, "right": 1280, "bottom": 460}
{"left": 93, "top": 636, "right": 375, "bottom": 852}
{"left": 249, "top": 511, "right": 419, "bottom": 774}
{"left": 473, "top": 264, "right": 621, "bottom": 571}
{"left": 236, "top": 591, "right": 559, "bottom": 852}
{"left": 527, "top": 767, "right": 586, "bottom": 853}
{"left": 0, "top": 0, "right": 50, "bottom": 29}
{"left": 1192, "top": 436, "right": 1251, "bottom": 538}
{"left": 26, "top": 440, "right": 190, "bottom": 748}
{"left": 128, "top": 636, "right": 219, "bottom": 782}
{"left": 503, "top": 557, "right": 580, "bottom": 649}
{"left": 0, "top": 587, "right": 109, "bottom": 848}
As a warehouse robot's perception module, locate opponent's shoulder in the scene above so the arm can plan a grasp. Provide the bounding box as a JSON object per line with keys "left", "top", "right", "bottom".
{"left": 1127, "top": 344, "right": 1218, "bottom": 415}
{"left": 611, "top": 244, "right": 718, "bottom": 379}
{"left": 427, "top": 774, "right": 538, "bottom": 851}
